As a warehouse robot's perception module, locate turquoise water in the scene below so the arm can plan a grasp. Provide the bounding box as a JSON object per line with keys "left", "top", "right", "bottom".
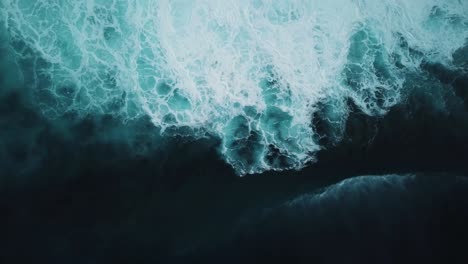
{"left": 1, "top": 0, "right": 467, "bottom": 175}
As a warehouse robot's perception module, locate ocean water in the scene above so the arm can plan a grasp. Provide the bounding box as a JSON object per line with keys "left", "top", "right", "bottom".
{"left": 1, "top": 0, "right": 468, "bottom": 263}
{"left": 2, "top": 0, "right": 467, "bottom": 175}
{"left": 183, "top": 174, "right": 468, "bottom": 263}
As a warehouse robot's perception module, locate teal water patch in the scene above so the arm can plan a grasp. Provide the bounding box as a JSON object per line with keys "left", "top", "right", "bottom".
{"left": 344, "top": 23, "right": 402, "bottom": 115}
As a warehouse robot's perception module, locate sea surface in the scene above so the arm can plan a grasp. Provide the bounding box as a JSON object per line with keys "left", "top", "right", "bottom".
{"left": 1, "top": 1, "right": 468, "bottom": 263}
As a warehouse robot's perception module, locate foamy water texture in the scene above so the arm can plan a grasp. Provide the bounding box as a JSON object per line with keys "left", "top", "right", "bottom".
{"left": 1, "top": 0, "right": 467, "bottom": 174}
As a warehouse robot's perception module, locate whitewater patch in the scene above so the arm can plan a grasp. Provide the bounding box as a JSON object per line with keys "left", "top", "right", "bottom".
{"left": 1, "top": 0, "right": 467, "bottom": 175}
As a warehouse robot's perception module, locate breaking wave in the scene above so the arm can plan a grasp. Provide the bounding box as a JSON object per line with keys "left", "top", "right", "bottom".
{"left": 1, "top": 0, "right": 467, "bottom": 174}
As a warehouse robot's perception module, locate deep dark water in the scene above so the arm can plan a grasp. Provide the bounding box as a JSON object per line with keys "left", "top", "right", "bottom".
{"left": 186, "top": 175, "right": 468, "bottom": 264}
{"left": 2, "top": 12, "right": 468, "bottom": 264}
{"left": 2, "top": 65, "right": 468, "bottom": 263}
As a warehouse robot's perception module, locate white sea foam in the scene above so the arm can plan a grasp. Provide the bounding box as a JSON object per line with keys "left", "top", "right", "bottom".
{"left": 2, "top": 0, "right": 467, "bottom": 175}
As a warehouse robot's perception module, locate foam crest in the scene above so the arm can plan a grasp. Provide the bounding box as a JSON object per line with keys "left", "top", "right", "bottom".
{"left": 2, "top": 0, "right": 467, "bottom": 175}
